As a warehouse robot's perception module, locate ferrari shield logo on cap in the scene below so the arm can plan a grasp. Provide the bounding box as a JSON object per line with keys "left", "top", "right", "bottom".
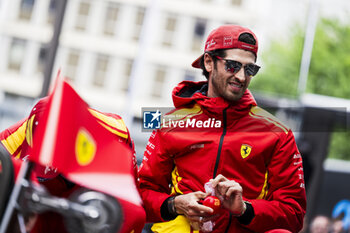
{"left": 75, "top": 128, "right": 96, "bottom": 166}
{"left": 240, "top": 144, "right": 252, "bottom": 159}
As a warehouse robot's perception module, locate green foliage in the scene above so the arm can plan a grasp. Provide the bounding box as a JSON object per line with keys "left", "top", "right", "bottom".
{"left": 308, "top": 19, "right": 350, "bottom": 98}
{"left": 249, "top": 18, "right": 350, "bottom": 160}
{"left": 329, "top": 131, "right": 350, "bottom": 160}
{"left": 250, "top": 18, "right": 350, "bottom": 98}
{"left": 249, "top": 27, "right": 304, "bottom": 97}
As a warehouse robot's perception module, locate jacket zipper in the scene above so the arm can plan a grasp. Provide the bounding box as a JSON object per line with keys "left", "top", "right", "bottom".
{"left": 213, "top": 109, "right": 227, "bottom": 178}
{"left": 212, "top": 109, "right": 233, "bottom": 232}
{"left": 224, "top": 213, "right": 233, "bottom": 233}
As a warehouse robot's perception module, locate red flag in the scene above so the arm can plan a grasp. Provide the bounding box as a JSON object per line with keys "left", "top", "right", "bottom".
{"left": 29, "top": 73, "right": 141, "bottom": 205}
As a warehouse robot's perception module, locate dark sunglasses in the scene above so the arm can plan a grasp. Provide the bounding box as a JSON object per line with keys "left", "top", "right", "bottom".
{"left": 215, "top": 56, "right": 260, "bottom": 77}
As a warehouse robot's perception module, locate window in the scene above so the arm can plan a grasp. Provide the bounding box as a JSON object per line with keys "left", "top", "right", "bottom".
{"left": 191, "top": 19, "right": 206, "bottom": 52}
{"left": 75, "top": 1, "right": 91, "bottom": 31}
{"left": 36, "top": 45, "right": 47, "bottom": 73}
{"left": 18, "top": 0, "right": 35, "bottom": 21}
{"left": 93, "top": 54, "right": 109, "bottom": 87}
{"left": 121, "top": 59, "right": 133, "bottom": 92}
{"left": 103, "top": 2, "right": 119, "bottom": 36}
{"left": 231, "top": 0, "right": 242, "bottom": 6}
{"left": 165, "top": 17, "right": 176, "bottom": 31}
{"left": 7, "top": 38, "right": 26, "bottom": 71}
{"left": 66, "top": 50, "right": 80, "bottom": 82}
{"left": 47, "top": 0, "right": 57, "bottom": 25}
{"left": 132, "top": 7, "right": 145, "bottom": 41}
{"left": 162, "top": 15, "right": 177, "bottom": 48}
{"left": 152, "top": 67, "right": 166, "bottom": 98}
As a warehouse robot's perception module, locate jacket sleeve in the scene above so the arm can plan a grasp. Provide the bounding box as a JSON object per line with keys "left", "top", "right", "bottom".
{"left": 138, "top": 130, "right": 175, "bottom": 222}
{"left": 243, "top": 130, "right": 306, "bottom": 233}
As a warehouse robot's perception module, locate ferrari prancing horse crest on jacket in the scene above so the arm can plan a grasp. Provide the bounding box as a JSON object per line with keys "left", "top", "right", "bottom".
{"left": 240, "top": 144, "right": 252, "bottom": 159}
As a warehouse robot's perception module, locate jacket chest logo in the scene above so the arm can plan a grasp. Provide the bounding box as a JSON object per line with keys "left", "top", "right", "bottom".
{"left": 240, "top": 144, "right": 252, "bottom": 159}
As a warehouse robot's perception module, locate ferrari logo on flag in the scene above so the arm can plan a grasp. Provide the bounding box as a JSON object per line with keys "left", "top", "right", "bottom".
{"left": 75, "top": 128, "right": 96, "bottom": 166}
{"left": 240, "top": 144, "right": 252, "bottom": 159}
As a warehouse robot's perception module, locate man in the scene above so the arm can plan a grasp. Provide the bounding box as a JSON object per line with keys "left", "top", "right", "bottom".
{"left": 0, "top": 96, "right": 146, "bottom": 233}
{"left": 138, "top": 25, "right": 306, "bottom": 232}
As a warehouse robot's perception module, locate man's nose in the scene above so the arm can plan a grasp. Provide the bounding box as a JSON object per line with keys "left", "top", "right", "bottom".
{"left": 234, "top": 67, "right": 246, "bottom": 82}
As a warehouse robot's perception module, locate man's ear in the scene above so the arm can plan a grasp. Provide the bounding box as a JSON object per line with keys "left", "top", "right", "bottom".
{"left": 204, "top": 53, "right": 213, "bottom": 73}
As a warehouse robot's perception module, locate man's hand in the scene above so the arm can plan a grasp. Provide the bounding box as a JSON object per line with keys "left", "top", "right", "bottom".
{"left": 174, "top": 191, "right": 213, "bottom": 222}
{"left": 210, "top": 174, "right": 246, "bottom": 216}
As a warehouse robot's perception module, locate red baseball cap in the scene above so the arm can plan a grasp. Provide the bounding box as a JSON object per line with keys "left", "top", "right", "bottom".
{"left": 191, "top": 25, "right": 258, "bottom": 68}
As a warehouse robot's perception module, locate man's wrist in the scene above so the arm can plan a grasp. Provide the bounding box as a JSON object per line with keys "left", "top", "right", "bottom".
{"left": 232, "top": 201, "right": 247, "bottom": 217}
{"left": 160, "top": 196, "right": 179, "bottom": 221}
{"left": 236, "top": 201, "right": 255, "bottom": 225}
{"left": 167, "top": 195, "right": 178, "bottom": 216}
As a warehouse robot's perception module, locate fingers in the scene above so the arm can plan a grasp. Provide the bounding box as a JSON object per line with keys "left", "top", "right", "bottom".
{"left": 225, "top": 183, "right": 242, "bottom": 198}
{"left": 175, "top": 192, "right": 213, "bottom": 217}
{"left": 209, "top": 175, "right": 245, "bottom": 214}
{"left": 217, "top": 181, "right": 242, "bottom": 199}
{"left": 210, "top": 174, "right": 242, "bottom": 199}
{"left": 186, "top": 211, "right": 208, "bottom": 222}
{"left": 192, "top": 202, "right": 214, "bottom": 214}
{"left": 181, "top": 203, "right": 213, "bottom": 222}
{"left": 210, "top": 174, "right": 228, "bottom": 189}
{"left": 176, "top": 179, "right": 244, "bottom": 224}
{"left": 193, "top": 191, "right": 210, "bottom": 199}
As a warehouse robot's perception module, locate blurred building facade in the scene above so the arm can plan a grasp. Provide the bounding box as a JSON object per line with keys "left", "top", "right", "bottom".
{"left": 0, "top": 0, "right": 279, "bottom": 153}
{"left": 1, "top": 0, "right": 349, "bottom": 153}
{"left": 0, "top": 0, "right": 270, "bottom": 113}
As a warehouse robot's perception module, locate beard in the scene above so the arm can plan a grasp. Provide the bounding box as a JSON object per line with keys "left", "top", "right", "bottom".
{"left": 209, "top": 68, "right": 247, "bottom": 102}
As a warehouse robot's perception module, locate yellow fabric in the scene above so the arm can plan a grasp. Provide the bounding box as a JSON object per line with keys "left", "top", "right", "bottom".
{"left": 25, "top": 114, "right": 36, "bottom": 147}
{"left": 1, "top": 120, "right": 27, "bottom": 156}
{"left": 98, "top": 123, "right": 128, "bottom": 139}
{"left": 256, "top": 171, "right": 269, "bottom": 199}
{"left": 151, "top": 215, "right": 198, "bottom": 233}
{"left": 88, "top": 109, "right": 128, "bottom": 139}
{"left": 249, "top": 106, "right": 289, "bottom": 134}
{"left": 152, "top": 167, "right": 198, "bottom": 233}
{"left": 170, "top": 167, "right": 183, "bottom": 195}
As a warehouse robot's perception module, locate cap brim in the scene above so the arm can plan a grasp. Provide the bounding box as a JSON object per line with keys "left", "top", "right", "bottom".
{"left": 191, "top": 54, "right": 204, "bottom": 68}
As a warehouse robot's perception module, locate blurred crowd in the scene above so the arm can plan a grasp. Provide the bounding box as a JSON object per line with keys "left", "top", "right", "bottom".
{"left": 302, "top": 215, "right": 348, "bottom": 233}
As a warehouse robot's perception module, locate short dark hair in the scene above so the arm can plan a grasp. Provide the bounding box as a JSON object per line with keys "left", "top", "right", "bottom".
{"left": 199, "top": 49, "right": 226, "bottom": 79}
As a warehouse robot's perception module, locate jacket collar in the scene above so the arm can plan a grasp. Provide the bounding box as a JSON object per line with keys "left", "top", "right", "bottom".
{"left": 172, "top": 81, "right": 257, "bottom": 119}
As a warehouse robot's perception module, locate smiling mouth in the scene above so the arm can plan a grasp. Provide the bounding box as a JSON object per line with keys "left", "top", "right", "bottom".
{"left": 228, "top": 82, "right": 243, "bottom": 88}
